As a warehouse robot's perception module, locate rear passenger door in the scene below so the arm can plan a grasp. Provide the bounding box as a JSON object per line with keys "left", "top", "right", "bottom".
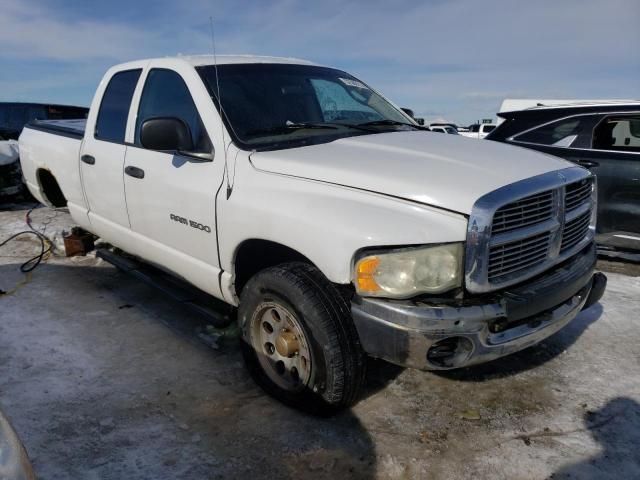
{"left": 509, "top": 113, "right": 640, "bottom": 245}
{"left": 588, "top": 115, "right": 640, "bottom": 246}
{"left": 80, "top": 69, "right": 141, "bottom": 229}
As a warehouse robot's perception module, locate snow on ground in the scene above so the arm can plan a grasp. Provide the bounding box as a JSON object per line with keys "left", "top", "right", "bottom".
{"left": 1, "top": 205, "right": 639, "bottom": 479}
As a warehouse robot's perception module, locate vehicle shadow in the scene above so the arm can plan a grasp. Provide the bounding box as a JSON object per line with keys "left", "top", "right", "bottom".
{"left": 0, "top": 262, "right": 378, "bottom": 479}
{"left": 435, "top": 303, "right": 603, "bottom": 382}
{"left": 550, "top": 397, "right": 640, "bottom": 479}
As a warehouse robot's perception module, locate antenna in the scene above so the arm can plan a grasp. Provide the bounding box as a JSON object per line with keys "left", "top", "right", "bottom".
{"left": 209, "top": 16, "right": 223, "bottom": 114}
{"left": 209, "top": 16, "right": 233, "bottom": 198}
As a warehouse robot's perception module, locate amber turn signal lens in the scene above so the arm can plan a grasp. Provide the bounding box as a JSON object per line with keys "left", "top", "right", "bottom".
{"left": 356, "top": 256, "right": 381, "bottom": 293}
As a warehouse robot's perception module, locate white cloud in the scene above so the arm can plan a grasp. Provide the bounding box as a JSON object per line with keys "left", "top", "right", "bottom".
{"left": 0, "top": 0, "right": 637, "bottom": 123}
{"left": 0, "top": 0, "right": 153, "bottom": 60}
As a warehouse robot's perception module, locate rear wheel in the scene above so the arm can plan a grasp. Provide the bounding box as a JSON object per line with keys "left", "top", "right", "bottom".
{"left": 238, "top": 262, "right": 366, "bottom": 415}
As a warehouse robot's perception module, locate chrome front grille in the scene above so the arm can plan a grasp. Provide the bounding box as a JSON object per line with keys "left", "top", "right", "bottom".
{"left": 488, "top": 231, "right": 552, "bottom": 281}
{"left": 491, "top": 190, "right": 554, "bottom": 234}
{"left": 561, "top": 210, "right": 591, "bottom": 253}
{"left": 465, "top": 168, "right": 595, "bottom": 293}
{"left": 565, "top": 179, "right": 592, "bottom": 212}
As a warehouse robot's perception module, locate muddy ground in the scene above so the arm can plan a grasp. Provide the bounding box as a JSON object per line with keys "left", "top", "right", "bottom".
{"left": 1, "top": 205, "right": 639, "bottom": 479}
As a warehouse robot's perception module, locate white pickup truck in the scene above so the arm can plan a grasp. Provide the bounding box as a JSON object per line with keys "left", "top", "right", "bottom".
{"left": 20, "top": 55, "right": 606, "bottom": 413}
{"left": 459, "top": 123, "right": 496, "bottom": 139}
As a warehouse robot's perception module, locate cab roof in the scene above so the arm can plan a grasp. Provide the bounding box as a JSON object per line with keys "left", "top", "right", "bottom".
{"left": 121, "top": 54, "right": 318, "bottom": 68}
{"left": 180, "top": 54, "right": 318, "bottom": 67}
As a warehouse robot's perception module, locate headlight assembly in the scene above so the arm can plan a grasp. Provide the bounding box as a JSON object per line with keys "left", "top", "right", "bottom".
{"left": 354, "top": 243, "right": 463, "bottom": 299}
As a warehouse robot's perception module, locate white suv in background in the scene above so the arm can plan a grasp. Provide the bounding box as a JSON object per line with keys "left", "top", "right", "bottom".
{"left": 429, "top": 125, "right": 458, "bottom": 134}
{"left": 459, "top": 123, "right": 496, "bottom": 139}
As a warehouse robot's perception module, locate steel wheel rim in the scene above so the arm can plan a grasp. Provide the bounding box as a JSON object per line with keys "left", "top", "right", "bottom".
{"left": 249, "top": 301, "right": 312, "bottom": 392}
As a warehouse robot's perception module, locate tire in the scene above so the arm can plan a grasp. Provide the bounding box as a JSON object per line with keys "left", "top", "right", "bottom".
{"left": 238, "top": 262, "right": 366, "bottom": 415}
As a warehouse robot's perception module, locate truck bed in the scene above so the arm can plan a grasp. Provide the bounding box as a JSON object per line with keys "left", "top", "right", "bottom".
{"left": 19, "top": 118, "right": 85, "bottom": 211}
{"left": 26, "top": 118, "right": 86, "bottom": 139}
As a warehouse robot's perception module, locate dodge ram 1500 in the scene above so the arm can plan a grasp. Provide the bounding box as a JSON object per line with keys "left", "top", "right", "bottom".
{"left": 19, "top": 55, "right": 606, "bottom": 413}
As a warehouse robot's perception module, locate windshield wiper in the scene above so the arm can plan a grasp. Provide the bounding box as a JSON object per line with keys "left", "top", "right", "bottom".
{"left": 356, "top": 119, "right": 420, "bottom": 129}
{"left": 246, "top": 122, "right": 339, "bottom": 136}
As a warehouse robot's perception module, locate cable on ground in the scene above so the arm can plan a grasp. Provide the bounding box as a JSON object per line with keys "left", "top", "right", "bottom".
{"left": 0, "top": 207, "right": 54, "bottom": 282}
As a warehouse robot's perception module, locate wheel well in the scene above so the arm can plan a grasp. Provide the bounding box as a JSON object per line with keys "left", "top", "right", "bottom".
{"left": 234, "top": 239, "right": 314, "bottom": 294}
{"left": 37, "top": 169, "right": 67, "bottom": 207}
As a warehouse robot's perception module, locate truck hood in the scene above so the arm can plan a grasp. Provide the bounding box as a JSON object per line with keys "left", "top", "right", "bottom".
{"left": 249, "top": 131, "right": 572, "bottom": 215}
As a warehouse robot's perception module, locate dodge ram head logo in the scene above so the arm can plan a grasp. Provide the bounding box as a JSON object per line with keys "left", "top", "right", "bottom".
{"left": 169, "top": 214, "right": 212, "bottom": 233}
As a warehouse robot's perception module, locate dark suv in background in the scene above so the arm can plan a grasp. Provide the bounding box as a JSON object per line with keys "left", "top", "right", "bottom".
{"left": 0, "top": 102, "right": 88, "bottom": 199}
{"left": 0, "top": 102, "right": 88, "bottom": 140}
{"left": 487, "top": 102, "right": 640, "bottom": 256}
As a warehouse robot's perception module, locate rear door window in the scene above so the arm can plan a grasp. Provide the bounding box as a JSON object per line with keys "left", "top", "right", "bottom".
{"left": 95, "top": 69, "right": 142, "bottom": 143}
{"left": 513, "top": 115, "right": 600, "bottom": 148}
{"left": 593, "top": 115, "right": 640, "bottom": 152}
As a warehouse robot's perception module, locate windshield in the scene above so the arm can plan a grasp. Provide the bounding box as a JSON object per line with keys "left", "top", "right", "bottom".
{"left": 197, "top": 63, "right": 417, "bottom": 150}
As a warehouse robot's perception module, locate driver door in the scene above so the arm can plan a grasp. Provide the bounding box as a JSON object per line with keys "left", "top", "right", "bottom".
{"left": 123, "top": 67, "right": 224, "bottom": 296}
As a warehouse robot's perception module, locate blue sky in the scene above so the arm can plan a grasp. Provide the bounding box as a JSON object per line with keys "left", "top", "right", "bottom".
{"left": 1, "top": 0, "right": 638, "bottom": 125}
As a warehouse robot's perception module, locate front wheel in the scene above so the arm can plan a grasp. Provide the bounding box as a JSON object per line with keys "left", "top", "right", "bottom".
{"left": 238, "top": 262, "right": 366, "bottom": 415}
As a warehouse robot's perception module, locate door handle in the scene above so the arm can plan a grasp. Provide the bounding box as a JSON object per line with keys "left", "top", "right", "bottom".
{"left": 81, "top": 154, "right": 95, "bottom": 165}
{"left": 577, "top": 160, "right": 600, "bottom": 168}
{"left": 125, "top": 166, "right": 145, "bottom": 179}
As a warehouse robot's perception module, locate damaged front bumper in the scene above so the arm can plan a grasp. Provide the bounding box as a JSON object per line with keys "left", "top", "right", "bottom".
{"left": 351, "top": 243, "right": 606, "bottom": 370}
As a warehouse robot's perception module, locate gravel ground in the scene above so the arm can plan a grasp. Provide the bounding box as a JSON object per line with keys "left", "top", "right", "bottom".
{"left": 1, "top": 205, "right": 639, "bottom": 479}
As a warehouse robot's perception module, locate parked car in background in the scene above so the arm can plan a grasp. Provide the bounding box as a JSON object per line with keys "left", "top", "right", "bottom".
{"left": 487, "top": 101, "right": 640, "bottom": 253}
{"left": 0, "top": 103, "right": 88, "bottom": 199}
{"left": 429, "top": 125, "right": 459, "bottom": 134}
{"left": 0, "top": 102, "right": 88, "bottom": 140}
{"left": 0, "top": 135, "right": 22, "bottom": 197}
{"left": 400, "top": 108, "right": 425, "bottom": 125}
{"left": 496, "top": 99, "right": 638, "bottom": 125}
{"left": 459, "top": 123, "right": 496, "bottom": 139}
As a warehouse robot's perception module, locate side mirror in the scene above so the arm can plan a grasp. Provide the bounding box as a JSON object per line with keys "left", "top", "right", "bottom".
{"left": 401, "top": 108, "right": 415, "bottom": 118}
{"left": 140, "top": 117, "right": 213, "bottom": 161}
{"left": 415, "top": 118, "right": 425, "bottom": 126}
{"left": 140, "top": 117, "right": 193, "bottom": 151}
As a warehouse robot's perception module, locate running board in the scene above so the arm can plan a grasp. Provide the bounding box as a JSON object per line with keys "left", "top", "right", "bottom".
{"left": 96, "top": 247, "right": 233, "bottom": 327}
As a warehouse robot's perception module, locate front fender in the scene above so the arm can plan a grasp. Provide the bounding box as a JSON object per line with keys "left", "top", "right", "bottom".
{"left": 218, "top": 156, "right": 468, "bottom": 284}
